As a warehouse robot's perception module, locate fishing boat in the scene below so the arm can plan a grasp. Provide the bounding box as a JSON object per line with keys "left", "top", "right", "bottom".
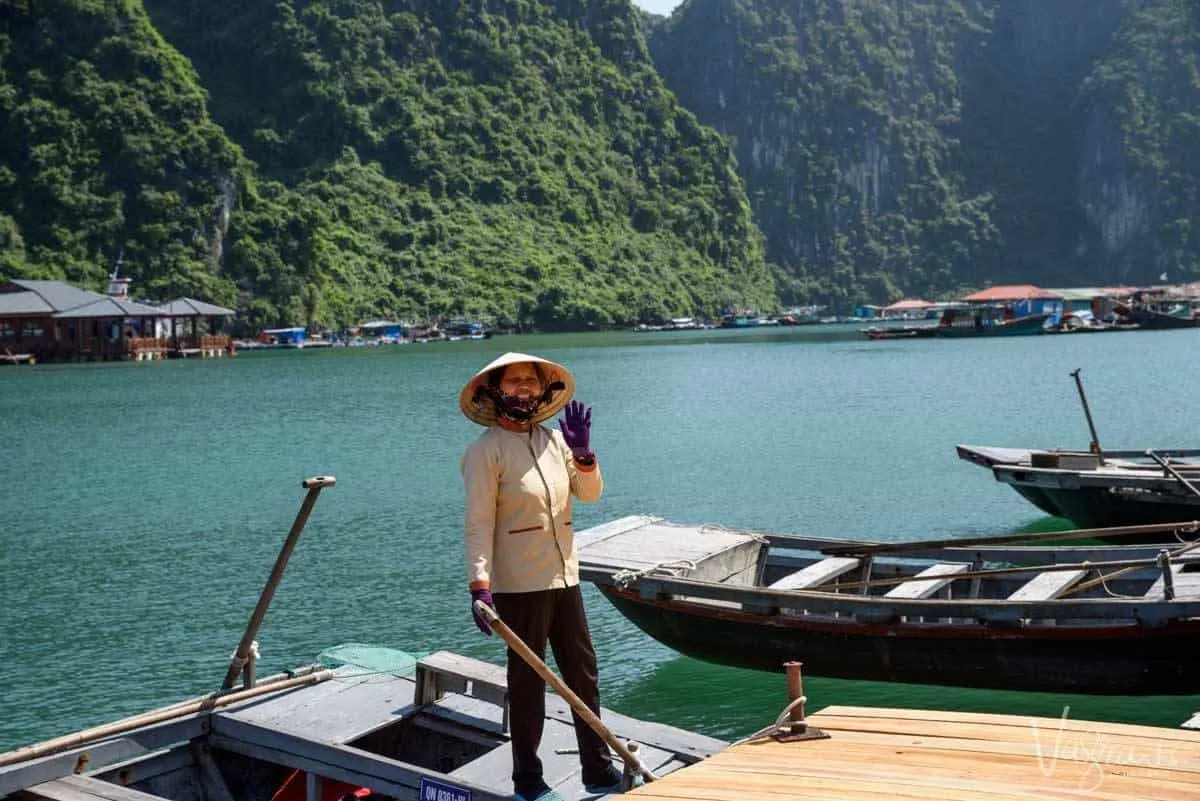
{"left": 861, "top": 324, "right": 938, "bottom": 340}
{"left": 957, "top": 368, "right": 1200, "bottom": 530}
{"left": 861, "top": 304, "right": 1049, "bottom": 339}
{"left": 956, "top": 444, "right": 1200, "bottom": 528}
{"left": 575, "top": 515, "right": 1200, "bottom": 695}
{"left": 0, "top": 644, "right": 724, "bottom": 801}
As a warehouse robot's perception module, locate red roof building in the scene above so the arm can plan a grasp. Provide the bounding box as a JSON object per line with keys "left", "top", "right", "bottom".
{"left": 959, "top": 285, "right": 1063, "bottom": 303}
{"left": 883, "top": 298, "right": 934, "bottom": 310}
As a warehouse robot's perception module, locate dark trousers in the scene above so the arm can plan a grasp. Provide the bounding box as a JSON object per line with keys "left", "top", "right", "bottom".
{"left": 493, "top": 585, "right": 613, "bottom": 789}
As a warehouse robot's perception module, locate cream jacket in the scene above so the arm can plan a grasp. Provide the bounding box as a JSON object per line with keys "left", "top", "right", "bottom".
{"left": 461, "top": 424, "right": 602, "bottom": 594}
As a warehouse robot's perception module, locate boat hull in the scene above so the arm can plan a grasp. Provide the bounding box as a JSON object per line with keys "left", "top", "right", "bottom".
{"left": 934, "top": 313, "right": 1050, "bottom": 337}
{"left": 1008, "top": 484, "right": 1200, "bottom": 530}
{"left": 600, "top": 588, "right": 1200, "bottom": 694}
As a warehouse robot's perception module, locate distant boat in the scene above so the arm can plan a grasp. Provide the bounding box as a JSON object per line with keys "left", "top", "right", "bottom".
{"left": 577, "top": 515, "right": 1200, "bottom": 695}
{"left": 863, "top": 305, "right": 1049, "bottom": 339}
{"left": 957, "top": 444, "right": 1200, "bottom": 529}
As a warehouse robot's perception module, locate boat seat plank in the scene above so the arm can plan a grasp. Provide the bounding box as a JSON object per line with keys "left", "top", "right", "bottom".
{"left": 415, "top": 652, "right": 509, "bottom": 731}
{"left": 1144, "top": 564, "right": 1200, "bottom": 600}
{"left": 222, "top": 668, "right": 370, "bottom": 726}
{"left": 221, "top": 673, "right": 417, "bottom": 744}
{"left": 18, "top": 775, "right": 173, "bottom": 801}
{"left": 883, "top": 562, "right": 970, "bottom": 599}
{"left": 1006, "top": 569, "right": 1087, "bottom": 601}
{"left": 767, "top": 557, "right": 860, "bottom": 590}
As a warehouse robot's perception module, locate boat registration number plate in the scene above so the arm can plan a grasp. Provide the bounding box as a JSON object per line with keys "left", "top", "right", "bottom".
{"left": 419, "top": 777, "right": 471, "bottom": 801}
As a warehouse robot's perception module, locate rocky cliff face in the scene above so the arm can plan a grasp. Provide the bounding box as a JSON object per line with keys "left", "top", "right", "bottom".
{"left": 1075, "top": 0, "right": 1200, "bottom": 285}
{"left": 650, "top": 0, "right": 1200, "bottom": 298}
{"left": 649, "top": 0, "right": 997, "bottom": 304}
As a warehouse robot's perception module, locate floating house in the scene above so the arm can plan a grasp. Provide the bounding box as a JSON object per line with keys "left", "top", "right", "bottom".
{"left": 259, "top": 327, "right": 308, "bottom": 347}
{"left": 959, "top": 284, "right": 1064, "bottom": 320}
{"left": 0, "top": 279, "right": 235, "bottom": 362}
{"left": 146, "top": 297, "right": 236, "bottom": 358}
{"left": 880, "top": 298, "right": 936, "bottom": 319}
{"left": 359, "top": 320, "right": 408, "bottom": 341}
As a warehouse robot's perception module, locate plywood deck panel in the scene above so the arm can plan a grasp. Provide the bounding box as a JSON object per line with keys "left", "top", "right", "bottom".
{"left": 622, "top": 706, "right": 1200, "bottom": 801}
{"left": 221, "top": 670, "right": 417, "bottom": 744}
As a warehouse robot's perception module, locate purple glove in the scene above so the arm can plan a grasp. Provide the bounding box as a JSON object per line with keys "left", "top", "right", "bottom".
{"left": 559, "top": 400, "right": 594, "bottom": 462}
{"left": 471, "top": 588, "right": 494, "bottom": 635}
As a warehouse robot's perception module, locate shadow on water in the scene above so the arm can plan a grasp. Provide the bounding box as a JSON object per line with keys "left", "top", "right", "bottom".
{"left": 608, "top": 655, "right": 1199, "bottom": 742}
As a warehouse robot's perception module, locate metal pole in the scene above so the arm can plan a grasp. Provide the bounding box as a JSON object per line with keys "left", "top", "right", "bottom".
{"left": 1070, "top": 369, "right": 1105, "bottom": 464}
{"left": 784, "top": 662, "right": 806, "bottom": 732}
{"left": 221, "top": 476, "right": 336, "bottom": 690}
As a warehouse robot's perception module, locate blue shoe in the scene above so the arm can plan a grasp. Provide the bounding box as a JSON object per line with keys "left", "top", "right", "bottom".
{"left": 514, "top": 779, "right": 567, "bottom": 801}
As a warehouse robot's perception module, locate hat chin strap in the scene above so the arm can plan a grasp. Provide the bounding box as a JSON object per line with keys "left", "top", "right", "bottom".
{"left": 476, "top": 381, "right": 565, "bottom": 423}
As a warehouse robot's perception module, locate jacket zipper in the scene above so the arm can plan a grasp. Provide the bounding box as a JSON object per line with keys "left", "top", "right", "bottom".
{"left": 527, "top": 429, "right": 569, "bottom": 583}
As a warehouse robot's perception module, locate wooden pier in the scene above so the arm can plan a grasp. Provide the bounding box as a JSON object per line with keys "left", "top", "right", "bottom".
{"left": 632, "top": 705, "right": 1200, "bottom": 801}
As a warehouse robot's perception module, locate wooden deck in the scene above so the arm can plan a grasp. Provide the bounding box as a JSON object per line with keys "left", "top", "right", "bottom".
{"left": 629, "top": 705, "right": 1200, "bottom": 800}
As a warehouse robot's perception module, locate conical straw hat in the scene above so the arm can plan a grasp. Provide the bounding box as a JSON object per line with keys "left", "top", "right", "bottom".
{"left": 459, "top": 352, "right": 575, "bottom": 426}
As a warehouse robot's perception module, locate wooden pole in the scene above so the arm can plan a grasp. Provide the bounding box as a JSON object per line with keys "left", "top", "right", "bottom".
{"left": 221, "top": 476, "right": 336, "bottom": 690}
{"left": 821, "top": 519, "right": 1199, "bottom": 556}
{"left": 1146, "top": 450, "right": 1200, "bottom": 500}
{"left": 473, "top": 602, "right": 657, "bottom": 783}
{"left": 784, "top": 662, "right": 806, "bottom": 727}
{"left": 0, "top": 669, "right": 333, "bottom": 768}
{"left": 1071, "top": 368, "right": 1105, "bottom": 464}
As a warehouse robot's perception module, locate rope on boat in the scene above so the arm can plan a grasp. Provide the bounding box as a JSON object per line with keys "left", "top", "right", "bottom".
{"left": 1094, "top": 568, "right": 1141, "bottom": 599}
{"left": 228, "top": 640, "right": 260, "bottom": 672}
{"left": 612, "top": 560, "right": 697, "bottom": 589}
{"left": 729, "top": 696, "right": 808, "bottom": 746}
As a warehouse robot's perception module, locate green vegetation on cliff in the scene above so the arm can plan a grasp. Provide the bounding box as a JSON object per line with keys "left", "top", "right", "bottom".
{"left": 0, "top": 0, "right": 243, "bottom": 302}
{"left": 144, "top": 0, "right": 776, "bottom": 329}
{"left": 1077, "top": 0, "right": 1200, "bottom": 284}
{"left": 3, "top": 0, "right": 1198, "bottom": 322}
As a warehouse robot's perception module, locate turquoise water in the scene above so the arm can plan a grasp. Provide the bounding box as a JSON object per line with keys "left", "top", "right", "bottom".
{"left": 3, "top": 325, "right": 1199, "bottom": 749}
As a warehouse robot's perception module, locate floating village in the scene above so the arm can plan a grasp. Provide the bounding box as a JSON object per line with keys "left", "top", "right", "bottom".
{"left": 7, "top": 278, "right": 1200, "bottom": 367}
{"left": 0, "top": 275, "right": 492, "bottom": 366}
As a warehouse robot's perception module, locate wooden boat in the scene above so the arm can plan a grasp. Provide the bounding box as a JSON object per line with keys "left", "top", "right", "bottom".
{"left": 0, "top": 645, "right": 722, "bottom": 801}
{"left": 957, "top": 444, "right": 1200, "bottom": 529}
{"left": 1115, "top": 297, "right": 1199, "bottom": 330}
{"left": 933, "top": 306, "right": 1050, "bottom": 336}
{"left": 861, "top": 324, "right": 938, "bottom": 340}
{"left": 576, "top": 515, "right": 1200, "bottom": 695}
{"left": 862, "top": 305, "right": 1050, "bottom": 340}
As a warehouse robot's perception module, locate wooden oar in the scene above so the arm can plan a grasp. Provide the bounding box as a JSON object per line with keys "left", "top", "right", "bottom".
{"left": 820, "top": 518, "right": 1199, "bottom": 556}
{"left": 1146, "top": 450, "right": 1200, "bottom": 499}
{"left": 222, "top": 475, "right": 336, "bottom": 690}
{"left": 472, "top": 601, "right": 657, "bottom": 785}
{"left": 0, "top": 669, "right": 333, "bottom": 768}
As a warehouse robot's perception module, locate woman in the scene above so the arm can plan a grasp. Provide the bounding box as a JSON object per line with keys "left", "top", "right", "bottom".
{"left": 459, "top": 352, "right": 621, "bottom": 801}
